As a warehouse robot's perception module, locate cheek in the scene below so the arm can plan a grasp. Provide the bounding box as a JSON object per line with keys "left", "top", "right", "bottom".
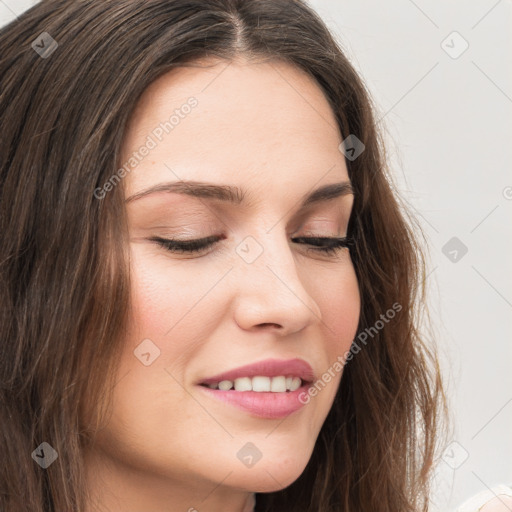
{"left": 121, "top": 247, "right": 204, "bottom": 390}
{"left": 312, "top": 262, "right": 361, "bottom": 354}
{"left": 124, "top": 246, "right": 228, "bottom": 382}
{"left": 126, "top": 247, "right": 203, "bottom": 339}
{"left": 128, "top": 266, "right": 172, "bottom": 338}
{"left": 296, "top": 260, "right": 360, "bottom": 428}
{"left": 100, "top": 249, "right": 205, "bottom": 463}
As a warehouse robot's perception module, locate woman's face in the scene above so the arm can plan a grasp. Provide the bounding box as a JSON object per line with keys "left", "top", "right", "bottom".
{"left": 86, "top": 58, "right": 360, "bottom": 510}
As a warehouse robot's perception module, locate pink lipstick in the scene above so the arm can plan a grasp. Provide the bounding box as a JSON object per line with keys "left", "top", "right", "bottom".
{"left": 196, "top": 358, "right": 314, "bottom": 419}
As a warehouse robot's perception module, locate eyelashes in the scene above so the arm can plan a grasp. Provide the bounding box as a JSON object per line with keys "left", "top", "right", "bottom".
{"left": 290, "top": 236, "right": 353, "bottom": 256}
{"left": 151, "top": 235, "right": 220, "bottom": 254}
{"left": 148, "top": 235, "right": 354, "bottom": 258}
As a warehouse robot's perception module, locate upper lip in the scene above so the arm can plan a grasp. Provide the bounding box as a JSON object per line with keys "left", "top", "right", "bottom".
{"left": 198, "top": 358, "right": 315, "bottom": 386}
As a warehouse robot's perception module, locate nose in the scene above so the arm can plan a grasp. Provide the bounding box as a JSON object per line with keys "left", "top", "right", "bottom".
{"left": 231, "top": 230, "right": 323, "bottom": 336}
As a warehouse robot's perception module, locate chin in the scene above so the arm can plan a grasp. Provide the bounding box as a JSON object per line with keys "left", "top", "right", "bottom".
{"left": 225, "top": 453, "right": 310, "bottom": 493}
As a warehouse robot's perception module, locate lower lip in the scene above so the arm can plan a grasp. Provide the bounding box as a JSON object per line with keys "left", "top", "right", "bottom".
{"left": 197, "top": 384, "right": 311, "bottom": 419}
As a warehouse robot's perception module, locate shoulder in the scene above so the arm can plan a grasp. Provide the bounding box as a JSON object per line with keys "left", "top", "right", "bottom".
{"left": 479, "top": 494, "right": 512, "bottom": 511}
{"left": 455, "top": 485, "right": 512, "bottom": 512}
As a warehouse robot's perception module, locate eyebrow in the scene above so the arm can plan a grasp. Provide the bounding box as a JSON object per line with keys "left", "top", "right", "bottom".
{"left": 125, "top": 179, "right": 354, "bottom": 209}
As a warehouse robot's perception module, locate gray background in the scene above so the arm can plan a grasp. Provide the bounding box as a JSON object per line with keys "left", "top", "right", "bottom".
{"left": 1, "top": 0, "right": 511, "bottom": 510}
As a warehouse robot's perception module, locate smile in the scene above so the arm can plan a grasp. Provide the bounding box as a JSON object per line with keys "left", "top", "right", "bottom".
{"left": 200, "top": 375, "right": 304, "bottom": 392}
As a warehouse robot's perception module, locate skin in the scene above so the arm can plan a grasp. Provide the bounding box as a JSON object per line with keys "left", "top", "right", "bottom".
{"left": 480, "top": 496, "right": 512, "bottom": 511}
{"left": 83, "top": 57, "right": 361, "bottom": 512}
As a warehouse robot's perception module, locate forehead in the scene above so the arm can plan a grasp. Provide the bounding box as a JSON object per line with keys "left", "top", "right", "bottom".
{"left": 121, "top": 58, "right": 349, "bottom": 202}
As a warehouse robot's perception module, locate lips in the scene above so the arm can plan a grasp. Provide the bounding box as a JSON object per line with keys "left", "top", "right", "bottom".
{"left": 198, "top": 358, "right": 315, "bottom": 386}
{"left": 196, "top": 358, "right": 315, "bottom": 419}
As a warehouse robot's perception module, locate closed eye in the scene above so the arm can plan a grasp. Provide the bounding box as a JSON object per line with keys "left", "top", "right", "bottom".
{"left": 148, "top": 235, "right": 353, "bottom": 257}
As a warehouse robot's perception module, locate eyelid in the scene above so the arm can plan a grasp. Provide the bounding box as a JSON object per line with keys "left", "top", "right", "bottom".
{"left": 149, "top": 233, "right": 353, "bottom": 258}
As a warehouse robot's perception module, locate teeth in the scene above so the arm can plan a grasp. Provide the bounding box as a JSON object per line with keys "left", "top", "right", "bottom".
{"left": 234, "top": 377, "right": 252, "bottom": 391}
{"left": 252, "top": 376, "right": 270, "bottom": 392}
{"left": 218, "top": 380, "right": 233, "bottom": 391}
{"left": 270, "top": 376, "right": 286, "bottom": 392}
{"left": 288, "top": 377, "right": 302, "bottom": 391}
{"left": 205, "top": 375, "right": 303, "bottom": 392}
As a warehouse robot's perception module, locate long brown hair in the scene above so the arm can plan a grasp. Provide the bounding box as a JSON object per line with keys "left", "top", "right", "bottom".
{"left": 0, "top": 1, "right": 447, "bottom": 510}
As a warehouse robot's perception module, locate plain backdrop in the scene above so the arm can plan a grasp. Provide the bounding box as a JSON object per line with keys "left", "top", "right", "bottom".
{"left": 1, "top": 0, "right": 511, "bottom": 510}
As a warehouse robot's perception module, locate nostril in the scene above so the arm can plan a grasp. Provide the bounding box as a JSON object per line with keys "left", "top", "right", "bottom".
{"left": 256, "top": 322, "right": 283, "bottom": 329}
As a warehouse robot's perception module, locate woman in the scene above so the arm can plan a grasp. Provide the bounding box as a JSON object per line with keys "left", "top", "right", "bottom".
{"left": 0, "top": 1, "right": 446, "bottom": 511}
